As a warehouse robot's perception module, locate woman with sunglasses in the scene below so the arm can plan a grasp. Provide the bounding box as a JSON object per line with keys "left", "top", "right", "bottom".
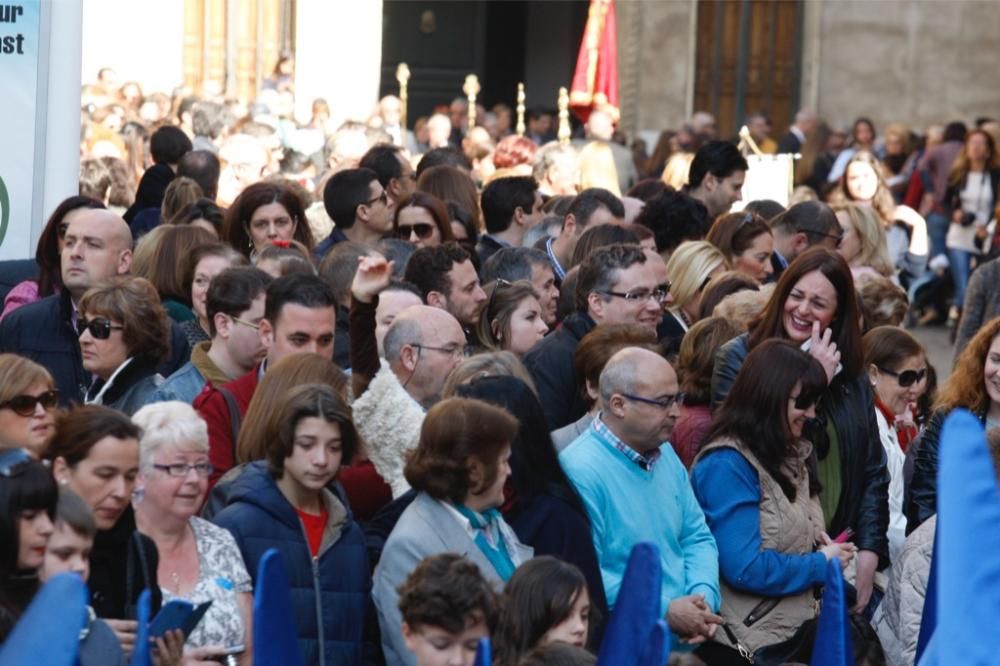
{"left": 0, "top": 354, "right": 58, "bottom": 458}
{"left": 476, "top": 280, "right": 550, "bottom": 357}
{"left": 908, "top": 315, "right": 1000, "bottom": 532}
{"left": 712, "top": 247, "right": 889, "bottom": 615}
{"left": 692, "top": 340, "right": 855, "bottom": 663}
{"left": 862, "top": 326, "right": 928, "bottom": 562}
{"left": 0, "top": 449, "right": 57, "bottom": 643}
{"left": 132, "top": 401, "right": 253, "bottom": 663}
{"left": 393, "top": 192, "right": 455, "bottom": 249}
{"left": 77, "top": 277, "right": 171, "bottom": 416}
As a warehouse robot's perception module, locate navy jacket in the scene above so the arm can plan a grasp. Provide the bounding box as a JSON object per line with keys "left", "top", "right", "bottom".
{"left": 523, "top": 312, "right": 596, "bottom": 430}
{"left": 0, "top": 291, "right": 190, "bottom": 405}
{"left": 212, "top": 462, "right": 371, "bottom": 666}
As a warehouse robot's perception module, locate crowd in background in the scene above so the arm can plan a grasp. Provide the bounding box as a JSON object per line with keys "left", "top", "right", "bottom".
{"left": 0, "top": 63, "right": 999, "bottom": 666}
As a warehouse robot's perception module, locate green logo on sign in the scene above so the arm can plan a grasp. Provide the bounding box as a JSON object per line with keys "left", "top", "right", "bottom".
{"left": 0, "top": 175, "right": 8, "bottom": 249}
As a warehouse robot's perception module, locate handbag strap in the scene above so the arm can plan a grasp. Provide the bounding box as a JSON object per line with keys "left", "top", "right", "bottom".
{"left": 721, "top": 623, "right": 755, "bottom": 663}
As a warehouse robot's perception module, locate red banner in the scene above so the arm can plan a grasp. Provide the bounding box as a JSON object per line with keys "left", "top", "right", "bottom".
{"left": 569, "top": 0, "right": 620, "bottom": 123}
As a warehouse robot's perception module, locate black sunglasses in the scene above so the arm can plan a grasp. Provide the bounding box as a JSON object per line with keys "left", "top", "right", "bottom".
{"left": 396, "top": 222, "right": 435, "bottom": 240}
{"left": 791, "top": 392, "right": 819, "bottom": 410}
{"left": 0, "top": 448, "right": 32, "bottom": 477}
{"left": 0, "top": 390, "right": 59, "bottom": 417}
{"left": 76, "top": 317, "right": 124, "bottom": 340}
{"left": 878, "top": 366, "right": 927, "bottom": 388}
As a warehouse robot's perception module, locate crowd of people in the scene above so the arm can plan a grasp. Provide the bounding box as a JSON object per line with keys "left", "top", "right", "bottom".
{"left": 1, "top": 67, "right": 999, "bottom": 666}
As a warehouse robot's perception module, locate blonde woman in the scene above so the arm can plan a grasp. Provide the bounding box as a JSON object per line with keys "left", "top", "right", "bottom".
{"left": 832, "top": 203, "right": 894, "bottom": 281}
{"left": 662, "top": 241, "right": 729, "bottom": 352}
{"left": 578, "top": 141, "right": 621, "bottom": 196}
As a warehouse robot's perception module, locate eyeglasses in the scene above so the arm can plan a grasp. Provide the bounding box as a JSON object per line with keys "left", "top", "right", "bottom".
{"left": 413, "top": 343, "right": 472, "bottom": 360}
{"left": 600, "top": 287, "right": 670, "bottom": 303}
{"left": 395, "top": 222, "right": 435, "bottom": 240}
{"left": 77, "top": 317, "right": 124, "bottom": 339}
{"left": 0, "top": 390, "right": 59, "bottom": 417}
{"left": 0, "top": 448, "right": 32, "bottom": 477}
{"left": 811, "top": 231, "right": 844, "bottom": 248}
{"left": 877, "top": 366, "right": 927, "bottom": 388}
{"left": 366, "top": 190, "right": 389, "bottom": 207}
{"left": 230, "top": 315, "right": 260, "bottom": 330}
{"left": 621, "top": 392, "right": 686, "bottom": 410}
{"left": 151, "top": 462, "right": 214, "bottom": 478}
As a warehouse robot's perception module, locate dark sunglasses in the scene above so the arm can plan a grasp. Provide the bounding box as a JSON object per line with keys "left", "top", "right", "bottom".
{"left": 791, "top": 393, "right": 819, "bottom": 410}
{"left": 0, "top": 390, "right": 59, "bottom": 417}
{"left": 878, "top": 366, "right": 927, "bottom": 388}
{"left": 76, "top": 317, "right": 124, "bottom": 340}
{"left": 396, "top": 222, "right": 435, "bottom": 240}
{"left": 0, "top": 448, "right": 32, "bottom": 477}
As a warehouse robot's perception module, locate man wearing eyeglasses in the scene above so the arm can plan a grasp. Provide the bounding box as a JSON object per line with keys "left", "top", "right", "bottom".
{"left": 316, "top": 167, "right": 395, "bottom": 260}
{"left": 0, "top": 209, "right": 190, "bottom": 405}
{"left": 561, "top": 347, "right": 722, "bottom": 651}
{"left": 525, "top": 243, "right": 665, "bottom": 430}
{"left": 768, "top": 201, "right": 842, "bottom": 278}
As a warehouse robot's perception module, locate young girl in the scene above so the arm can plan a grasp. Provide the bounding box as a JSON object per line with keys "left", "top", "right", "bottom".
{"left": 494, "top": 556, "right": 594, "bottom": 666}
{"left": 212, "top": 383, "right": 370, "bottom": 665}
{"left": 0, "top": 448, "right": 57, "bottom": 643}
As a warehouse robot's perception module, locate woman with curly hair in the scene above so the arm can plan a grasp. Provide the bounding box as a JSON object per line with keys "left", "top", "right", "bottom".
{"left": 222, "top": 181, "right": 314, "bottom": 259}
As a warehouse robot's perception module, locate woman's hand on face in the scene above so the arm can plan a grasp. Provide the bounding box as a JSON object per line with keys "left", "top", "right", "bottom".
{"left": 809, "top": 321, "right": 841, "bottom": 384}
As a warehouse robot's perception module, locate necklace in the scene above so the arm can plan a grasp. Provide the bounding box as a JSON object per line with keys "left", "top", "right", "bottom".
{"left": 170, "top": 570, "right": 182, "bottom": 595}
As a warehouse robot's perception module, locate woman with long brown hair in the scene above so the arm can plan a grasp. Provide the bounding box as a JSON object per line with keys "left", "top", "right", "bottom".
{"left": 222, "top": 181, "right": 314, "bottom": 259}
{"left": 908, "top": 315, "right": 1000, "bottom": 531}
{"left": 712, "top": 247, "right": 889, "bottom": 614}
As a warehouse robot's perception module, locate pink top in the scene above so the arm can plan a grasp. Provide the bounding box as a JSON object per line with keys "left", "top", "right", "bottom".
{"left": 0, "top": 280, "right": 40, "bottom": 322}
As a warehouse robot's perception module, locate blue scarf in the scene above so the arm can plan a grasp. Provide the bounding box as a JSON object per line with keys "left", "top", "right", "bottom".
{"left": 453, "top": 504, "right": 517, "bottom": 581}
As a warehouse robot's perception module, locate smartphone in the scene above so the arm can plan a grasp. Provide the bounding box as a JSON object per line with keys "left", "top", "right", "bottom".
{"left": 833, "top": 528, "right": 854, "bottom": 544}
{"left": 148, "top": 599, "right": 213, "bottom": 639}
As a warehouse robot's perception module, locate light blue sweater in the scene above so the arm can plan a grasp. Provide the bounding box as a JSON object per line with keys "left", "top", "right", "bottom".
{"left": 560, "top": 422, "right": 720, "bottom": 648}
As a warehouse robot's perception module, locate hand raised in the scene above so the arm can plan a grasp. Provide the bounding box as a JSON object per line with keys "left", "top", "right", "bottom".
{"left": 351, "top": 256, "right": 395, "bottom": 304}
{"left": 809, "top": 321, "right": 841, "bottom": 384}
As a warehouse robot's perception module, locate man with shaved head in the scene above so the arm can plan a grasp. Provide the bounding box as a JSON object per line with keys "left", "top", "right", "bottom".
{"left": 1, "top": 208, "right": 190, "bottom": 403}
{"left": 560, "top": 347, "right": 722, "bottom": 650}
{"left": 349, "top": 255, "right": 467, "bottom": 498}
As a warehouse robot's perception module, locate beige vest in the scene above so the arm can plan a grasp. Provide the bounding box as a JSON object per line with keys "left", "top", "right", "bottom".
{"left": 695, "top": 437, "right": 825, "bottom": 654}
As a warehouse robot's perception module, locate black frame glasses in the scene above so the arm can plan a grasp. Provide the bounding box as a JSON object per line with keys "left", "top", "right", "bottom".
{"left": 877, "top": 366, "right": 927, "bottom": 388}
{"left": 0, "top": 448, "right": 32, "bottom": 477}
{"left": 395, "top": 222, "right": 435, "bottom": 240}
{"left": 412, "top": 343, "right": 472, "bottom": 360}
{"left": 0, "top": 389, "right": 59, "bottom": 417}
{"left": 600, "top": 287, "right": 670, "bottom": 303}
{"left": 811, "top": 231, "right": 844, "bottom": 248}
{"left": 76, "top": 317, "right": 124, "bottom": 340}
{"left": 365, "top": 190, "right": 389, "bottom": 207}
{"left": 621, "top": 392, "right": 686, "bottom": 410}
{"left": 151, "top": 462, "right": 215, "bottom": 478}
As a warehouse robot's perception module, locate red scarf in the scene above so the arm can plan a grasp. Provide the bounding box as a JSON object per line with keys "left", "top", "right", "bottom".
{"left": 875, "top": 396, "right": 918, "bottom": 453}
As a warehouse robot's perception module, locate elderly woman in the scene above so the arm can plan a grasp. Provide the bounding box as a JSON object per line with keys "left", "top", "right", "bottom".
{"left": 0, "top": 354, "right": 58, "bottom": 457}
{"left": 374, "top": 397, "right": 533, "bottom": 666}
{"left": 77, "top": 277, "right": 171, "bottom": 415}
{"left": 132, "top": 401, "right": 253, "bottom": 662}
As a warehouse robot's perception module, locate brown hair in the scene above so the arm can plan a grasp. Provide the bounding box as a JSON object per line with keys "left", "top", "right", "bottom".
{"left": 936, "top": 315, "right": 1000, "bottom": 413}
{"left": 237, "top": 353, "right": 349, "bottom": 465}
{"left": 47, "top": 405, "right": 141, "bottom": 466}
{"left": 573, "top": 324, "right": 660, "bottom": 406}
{"left": 697, "top": 270, "right": 759, "bottom": 320}
{"left": 160, "top": 176, "right": 204, "bottom": 224}
{"left": 476, "top": 280, "right": 541, "bottom": 352}
{"left": 948, "top": 129, "right": 1000, "bottom": 188}
{"left": 678, "top": 317, "right": 741, "bottom": 405}
{"left": 862, "top": 326, "right": 926, "bottom": 375}
{"left": 257, "top": 241, "right": 317, "bottom": 277}
{"left": 78, "top": 277, "right": 170, "bottom": 365}
{"left": 223, "top": 181, "right": 315, "bottom": 257}
{"left": 0, "top": 354, "right": 54, "bottom": 405}
{"left": 706, "top": 212, "right": 771, "bottom": 260}
{"left": 133, "top": 224, "right": 217, "bottom": 305}
{"left": 857, "top": 276, "right": 908, "bottom": 332}
{"left": 404, "top": 397, "right": 518, "bottom": 503}
{"left": 748, "top": 247, "right": 862, "bottom": 379}
{"left": 829, "top": 150, "right": 895, "bottom": 223}
{"left": 397, "top": 552, "right": 500, "bottom": 634}
{"left": 393, "top": 192, "right": 455, "bottom": 242}
{"left": 442, "top": 351, "right": 539, "bottom": 399}
{"left": 416, "top": 165, "right": 482, "bottom": 231}
{"left": 182, "top": 242, "right": 247, "bottom": 303}
{"left": 264, "top": 383, "right": 358, "bottom": 479}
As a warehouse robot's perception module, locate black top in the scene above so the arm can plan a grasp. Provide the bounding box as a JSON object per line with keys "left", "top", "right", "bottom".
{"left": 89, "top": 506, "right": 162, "bottom": 620}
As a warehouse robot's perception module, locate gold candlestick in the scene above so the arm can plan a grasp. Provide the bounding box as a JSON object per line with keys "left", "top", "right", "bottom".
{"left": 558, "top": 87, "right": 571, "bottom": 146}
{"left": 463, "top": 74, "right": 480, "bottom": 128}
{"left": 516, "top": 82, "right": 526, "bottom": 136}
{"left": 396, "top": 63, "right": 410, "bottom": 131}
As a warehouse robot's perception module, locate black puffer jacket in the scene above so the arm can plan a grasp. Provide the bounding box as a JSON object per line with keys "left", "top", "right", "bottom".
{"left": 712, "top": 333, "right": 890, "bottom": 564}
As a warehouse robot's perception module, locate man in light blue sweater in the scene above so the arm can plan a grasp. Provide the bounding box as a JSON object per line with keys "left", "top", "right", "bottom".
{"left": 561, "top": 347, "right": 722, "bottom": 649}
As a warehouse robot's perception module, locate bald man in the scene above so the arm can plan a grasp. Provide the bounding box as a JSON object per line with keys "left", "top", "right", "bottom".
{"left": 560, "top": 347, "right": 722, "bottom": 649}
{"left": 0, "top": 208, "right": 190, "bottom": 403}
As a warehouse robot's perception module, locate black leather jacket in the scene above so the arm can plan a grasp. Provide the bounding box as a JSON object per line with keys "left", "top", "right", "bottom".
{"left": 712, "top": 333, "right": 891, "bottom": 565}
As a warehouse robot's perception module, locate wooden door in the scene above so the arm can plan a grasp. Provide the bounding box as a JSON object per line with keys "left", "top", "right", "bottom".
{"left": 693, "top": 0, "right": 802, "bottom": 138}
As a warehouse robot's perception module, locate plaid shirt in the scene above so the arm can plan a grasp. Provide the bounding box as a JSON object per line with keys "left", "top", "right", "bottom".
{"left": 590, "top": 412, "right": 661, "bottom": 471}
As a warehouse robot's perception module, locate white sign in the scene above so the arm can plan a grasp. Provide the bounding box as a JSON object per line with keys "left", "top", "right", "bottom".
{"left": 0, "top": 1, "right": 42, "bottom": 259}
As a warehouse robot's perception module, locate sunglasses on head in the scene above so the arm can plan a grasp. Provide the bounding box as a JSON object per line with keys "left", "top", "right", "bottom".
{"left": 76, "top": 317, "right": 124, "bottom": 340}
{"left": 0, "top": 390, "right": 59, "bottom": 417}
{"left": 0, "top": 448, "right": 32, "bottom": 477}
{"left": 878, "top": 366, "right": 927, "bottom": 387}
{"left": 395, "top": 222, "right": 436, "bottom": 240}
